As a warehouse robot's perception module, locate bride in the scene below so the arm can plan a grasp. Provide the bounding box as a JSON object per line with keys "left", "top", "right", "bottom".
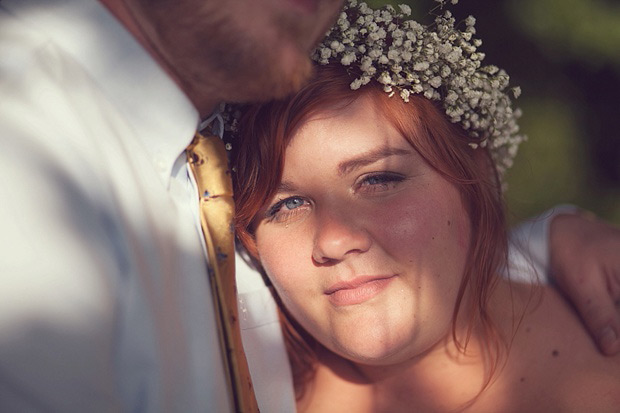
{"left": 229, "top": 1, "right": 620, "bottom": 411}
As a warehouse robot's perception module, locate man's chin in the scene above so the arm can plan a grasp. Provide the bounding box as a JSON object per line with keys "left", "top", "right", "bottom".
{"left": 272, "top": 52, "right": 315, "bottom": 99}
{"left": 229, "top": 52, "right": 314, "bottom": 103}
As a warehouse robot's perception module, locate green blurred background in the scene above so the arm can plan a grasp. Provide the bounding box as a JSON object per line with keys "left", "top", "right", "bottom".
{"left": 368, "top": 0, "right": 620, "bottom": 225}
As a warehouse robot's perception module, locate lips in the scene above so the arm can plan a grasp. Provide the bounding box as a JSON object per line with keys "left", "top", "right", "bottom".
{"left": 325, "top": 275, "right": 396, "bottom": 306}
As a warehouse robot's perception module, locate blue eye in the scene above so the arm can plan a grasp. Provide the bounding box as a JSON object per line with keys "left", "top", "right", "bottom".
{"left": 266, "top": 196, "right": 309, "bottom": 222}
{"left": 283, "top": 197, "right": 305, "bottom": 210}
{"left": 357, "top": 172, "right": 405, "bottom": 192}
{"left": 364, "top": 175, "right": 392, "bottom": 185}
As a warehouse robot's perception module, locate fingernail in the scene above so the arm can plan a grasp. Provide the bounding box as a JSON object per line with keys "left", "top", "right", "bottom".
{"left": 599, "top": 326, "right": 618, "bottom": 353}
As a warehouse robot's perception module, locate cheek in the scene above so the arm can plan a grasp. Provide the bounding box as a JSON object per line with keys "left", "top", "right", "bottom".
{"left": 369, "top": 197, "right": 442, "bottom": 253}
{"left": 255, "top": 229, "right": 325, "bottom": 337}
{"left": 255, "top": 228, "right": 311, "bottom": 300}
{"left": 255, "top": 232, "right": 291, "bottom": 287}
{"left": 369, "top": 186, "right": 470, "bottom": 274}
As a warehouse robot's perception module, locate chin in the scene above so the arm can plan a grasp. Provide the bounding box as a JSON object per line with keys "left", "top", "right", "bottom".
{"left": 331, "top": 334, "right": 411, "bottom": 366}
{"left": 229, "top": 51, "right": 313, "bottom": 103}
{"left": 272, "top": 57, "right": 314, "bottom": 99}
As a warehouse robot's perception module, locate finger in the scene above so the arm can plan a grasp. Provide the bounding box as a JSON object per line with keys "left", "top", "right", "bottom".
{"left": 563, "top": 277, "right": 620, "bottom": 356}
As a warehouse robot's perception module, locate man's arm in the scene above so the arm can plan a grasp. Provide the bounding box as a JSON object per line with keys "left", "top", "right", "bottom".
{"left": 510, "top": 206, "right": 620, "bottom": 355}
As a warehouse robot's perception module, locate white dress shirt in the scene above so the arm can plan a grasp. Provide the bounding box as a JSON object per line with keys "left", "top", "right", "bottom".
{"left": 0, "top": 1, "right": 232, "bottom": 411}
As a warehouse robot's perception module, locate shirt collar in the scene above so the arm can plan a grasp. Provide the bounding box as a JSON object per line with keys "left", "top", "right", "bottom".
{"left": 2, "top": 0, "right": 201, "bottom": 186}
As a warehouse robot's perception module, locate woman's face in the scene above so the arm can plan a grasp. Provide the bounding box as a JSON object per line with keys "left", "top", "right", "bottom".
{"left": 254, "top": 95, "right": 471, "bottom": 366}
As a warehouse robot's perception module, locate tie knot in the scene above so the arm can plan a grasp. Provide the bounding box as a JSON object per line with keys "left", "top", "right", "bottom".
{"left": 187, "top": 132, "right": 233, "bottom": 202}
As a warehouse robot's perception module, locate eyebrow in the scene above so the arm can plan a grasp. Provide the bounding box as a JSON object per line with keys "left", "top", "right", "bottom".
{"left": 337, "top": 146, "right": 412, "bottom": 176}
{"left": 275, "top": 181, "right": 298, "bottom": 194}
{"left": 273, "top": 145, "right": 413, "bottom": 195}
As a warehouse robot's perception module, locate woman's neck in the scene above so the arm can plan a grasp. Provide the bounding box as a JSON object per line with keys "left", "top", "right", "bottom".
{"left": 297, "top": 279, "right": 530, "bottom": 412}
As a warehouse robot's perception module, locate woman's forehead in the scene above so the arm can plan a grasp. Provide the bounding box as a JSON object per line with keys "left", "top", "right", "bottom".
{"left": 289, "top": 95, "right": 385, "bottom": 143}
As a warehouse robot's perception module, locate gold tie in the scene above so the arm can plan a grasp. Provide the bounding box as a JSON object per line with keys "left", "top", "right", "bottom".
{"left": 187, "top": 132, "right": 259, "bottom": 412}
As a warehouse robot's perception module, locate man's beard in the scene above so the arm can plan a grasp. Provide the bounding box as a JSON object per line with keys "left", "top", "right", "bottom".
{"left": 165, "top": 7, "right": 317, "bottom": 104}
{"left": 207, "top": 25, "right": 315, "bottom": 103}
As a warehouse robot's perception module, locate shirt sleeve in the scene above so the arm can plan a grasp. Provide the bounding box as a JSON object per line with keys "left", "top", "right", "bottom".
{"left": 507, "top": 205, "right": 579, "bottom": 283}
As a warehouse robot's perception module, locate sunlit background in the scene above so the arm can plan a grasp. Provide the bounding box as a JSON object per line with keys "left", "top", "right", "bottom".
{"left": 368, "top": 0, "right": 620, "bottom": 225}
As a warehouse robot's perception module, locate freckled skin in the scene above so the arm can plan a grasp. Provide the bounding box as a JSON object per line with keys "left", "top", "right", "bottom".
{"left": 254, "top": 95, "right": 471, "bottom": 366}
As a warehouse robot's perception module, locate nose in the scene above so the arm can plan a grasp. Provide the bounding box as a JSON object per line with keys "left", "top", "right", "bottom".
{"left": 312, "top": 208, "right": 372, "bottom": 265}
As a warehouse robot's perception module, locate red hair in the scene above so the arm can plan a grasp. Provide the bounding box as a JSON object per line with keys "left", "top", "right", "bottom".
{"left": 232, "top": 64, "right": 509, "bottom": 398}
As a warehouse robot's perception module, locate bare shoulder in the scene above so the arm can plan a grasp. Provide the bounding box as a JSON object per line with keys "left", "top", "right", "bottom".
{"left": 494, "top": 282, "right": 620, "bottom": 411}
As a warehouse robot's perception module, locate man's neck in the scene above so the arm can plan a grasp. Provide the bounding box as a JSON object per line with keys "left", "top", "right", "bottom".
{"left": 98, "top": 0, "right": 218, "bottom": 117}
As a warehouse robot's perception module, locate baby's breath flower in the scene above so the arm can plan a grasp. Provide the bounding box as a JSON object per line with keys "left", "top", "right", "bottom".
{"left": 350, "top": 78, "right": 364, "bottom": 90}
{"left": 340, "top": 52, "right": 356, "bottom": 66}
{"left": 400, "top": 89, "right": 411, "bottom": 102}
{"left": 378, "top": 71, "right": 392, "bottom": 85}
{"left": 429, "top": 76, "right": 442, "bottom": 88}
{"left": 398, "top": 4, "right": 412, "bottom": 16}
{"left": 225, "top": 0, "right": 526, "bottom": 182}
{"left": 392, "top": 28, "right": 405, "bottom": 39}
{"left": 319, "top": 47, "right": 331, "bottom": 62}
{"left": 413, "top": 61, "right": 430, "bottom": 71}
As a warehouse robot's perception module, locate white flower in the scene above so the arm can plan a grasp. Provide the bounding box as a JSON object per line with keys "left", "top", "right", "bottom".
{"left": 429, "top": 76, "right": 442, "bottom": 88}
{"left": 398, "top": 4, "right": 412, "bottom": 16}
{"left": 350, "top": 78, "right": 363, "bottom": 90}
{"left": 387, "top": 49, "right": 400, "bottom": 61}
{"left": 341, "top": 52, "right": 357, "bottom": 66}
{"left": 413, "top": 61, "right": 430, "bottom": 71}
{"left": 446, "top": 90, "right": 459, "bottom": 104}
{"left": 446, "top": 47, "right": 462, "bottom": 63}
{"left": 368, "top": 48, "right": 382, "bottom": 59}
{"left": 392, "top": 28, "right": 405, "bottom": 39}
{"left": 378, "top": 71, "right": 392, "bottom": 85}
{"left": 360, "top": 56, "right": 374, "bottom": 71}
{"left": 400, "top": 88, "right": 411, "bottom": 102}
{"left": 381, "top": 10, "right": 392, "bottom": 21}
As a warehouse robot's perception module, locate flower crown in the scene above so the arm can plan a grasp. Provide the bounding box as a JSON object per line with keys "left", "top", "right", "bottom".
{"left": 224, "top": 0, "right": 525, "bottom": 177}
{"left": 311, "top": 0, "right": 525, "bottom": 176}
